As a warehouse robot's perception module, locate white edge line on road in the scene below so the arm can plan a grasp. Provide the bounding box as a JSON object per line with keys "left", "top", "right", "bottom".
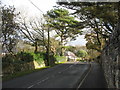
{"left": 77, "top": 63, "right": 92, "bottom": 89}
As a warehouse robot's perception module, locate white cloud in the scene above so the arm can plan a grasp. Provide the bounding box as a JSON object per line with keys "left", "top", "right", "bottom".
{"left": 67, "top": 35, "right": 87, "bottom": 46}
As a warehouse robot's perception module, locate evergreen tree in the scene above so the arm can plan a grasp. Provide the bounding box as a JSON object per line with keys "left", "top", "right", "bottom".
{"left": 46, "top": 8, "right": 83, "bottom": 56}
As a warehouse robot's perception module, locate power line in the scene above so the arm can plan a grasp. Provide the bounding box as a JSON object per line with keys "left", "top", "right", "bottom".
{"left": 28, "top": 0, "right": 51, "bottom": 66}
{"left": 28, "top": 0, "right": 44, "bottom": 14}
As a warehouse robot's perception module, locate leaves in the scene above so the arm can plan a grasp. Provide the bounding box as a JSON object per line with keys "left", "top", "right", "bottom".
{"left": 47, "top": 8, "right": 83, "bottom": 41}
{"left": 1, "top": 6, "right": 20, "bottom": 53}
{"left": 57, "top": 2, "right": 118, "bottom": 53}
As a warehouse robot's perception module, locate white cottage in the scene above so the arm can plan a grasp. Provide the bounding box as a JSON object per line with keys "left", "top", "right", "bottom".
{"left": 64, "top": 51, "right": 77, "bottom": 62}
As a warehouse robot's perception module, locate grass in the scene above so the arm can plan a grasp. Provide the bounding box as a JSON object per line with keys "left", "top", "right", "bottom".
{"left": 2, "top": 66, "right": 50, "bottom": 82}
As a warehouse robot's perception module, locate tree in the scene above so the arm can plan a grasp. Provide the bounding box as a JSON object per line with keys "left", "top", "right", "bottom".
{"left": 19, "top": 17, "right": 47, "bottom": 53}
{"left": 76, "top": 50, "right": 88, "bottom": 60}
{"left": 87, "top": 49, "right": 100, "bottom": 60}
{"left": 50, "top": 37, "right": 60, "bottom": 56}
{"left": 85, "top": 33, "right": 105, "bottom": 52}
{"left": 64, "top": 46, "right": 76, "bottom": 53}
{"left": 46, "top": 8, "right": 83, "bottom": 56}
{"left": 1, "top": 6, "right": 20, "bottom": 54}
{"left": 57, "top": 2, "right": 118, "bottom": 52}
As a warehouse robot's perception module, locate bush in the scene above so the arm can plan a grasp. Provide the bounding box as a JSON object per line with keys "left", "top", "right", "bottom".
{"left": 76, "top": 50, "right": 88, "bottom": 58}
{"left": 29, "top": 52, "right": 44, "bottom": 65}
{"left": 55, "top": 56, "right": 66, "bottom": 63}
{"left": 76, "top": 58, "right": 81, "bottom": 61}
{"left": 2, "top": 52, "right": 45, "bottom": 76}
{"left": 2, "top": 54, "right": 17, "bottom": 69}
{"left": 17, "top": 52, "right": 34, "bottom": 63}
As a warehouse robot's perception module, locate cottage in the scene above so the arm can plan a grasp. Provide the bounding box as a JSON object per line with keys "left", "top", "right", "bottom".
{"left": 64, "top": 51, "right": 77, "bottom": 62}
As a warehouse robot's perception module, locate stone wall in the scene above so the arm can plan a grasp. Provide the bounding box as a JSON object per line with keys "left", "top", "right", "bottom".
{"left": 100, "top": 24, "right": 120, "bottom": 88}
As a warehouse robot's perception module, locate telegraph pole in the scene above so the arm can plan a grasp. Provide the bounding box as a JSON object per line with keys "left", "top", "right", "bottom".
{"left": 28, "top": 0, "right": 51, "bottom": 66}
{"left": 47, "top": 26, "right": 50, "bottom": 66}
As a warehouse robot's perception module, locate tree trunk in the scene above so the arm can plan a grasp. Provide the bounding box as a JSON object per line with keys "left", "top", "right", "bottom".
{"left": 34, "top": 41, "right": 38, "bottom": 53}
{"left": 60, "top": 36, "right": 64, "bottom": 56}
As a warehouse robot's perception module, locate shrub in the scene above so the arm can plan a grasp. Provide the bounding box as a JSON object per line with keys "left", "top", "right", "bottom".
{"left": 55, "top": 56, "right": 66, "bottom": 63}
{"left": 2, "top": 54, "right": 17, "bottom": 69}
{"left": 76, "top": 50, "right": 88, "bottom": 58}
{"left": 76, "top": 58, "right": 81, "bottom": 61}
{"left": 2, "top": 52, "right": 45, "bottom": 76}
{"left": 30, "top": 52, "right": 44, "bottom": 65}
{"left": 17, "top": 52, "right": 33, "bottom": 63}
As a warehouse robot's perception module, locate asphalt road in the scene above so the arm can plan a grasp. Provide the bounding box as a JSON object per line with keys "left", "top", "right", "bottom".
{"left": 79, "top": 62, "right": 107, "bottom": 88}
{"left": 2, "top": 62, "right": 107, "bottom": 89}
{"left": 3, "top": 62, "right": 90, "bottom": 88}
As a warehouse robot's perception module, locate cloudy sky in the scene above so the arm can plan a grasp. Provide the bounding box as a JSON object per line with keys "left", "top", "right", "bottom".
{"left": 1, "top": 0, "right": 87, "bottom": 46}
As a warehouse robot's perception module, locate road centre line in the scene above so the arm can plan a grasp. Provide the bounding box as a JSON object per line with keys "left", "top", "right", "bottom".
{"left": 27, "top": 63, "right": 78, "bottom": 88}
{"left": 27, "top": 77, "right": 49, "bottom": 88}
{"left": 27, "top": 85, "right": 34, "bottom": 88}
{"left": 76, "top": 63, "right": 92, "bottom": 89}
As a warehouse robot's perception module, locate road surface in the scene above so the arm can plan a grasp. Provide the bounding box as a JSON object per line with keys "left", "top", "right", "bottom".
{"left": 2, "top": 62, "right": 107, "bottom": 89}
{"left": 78, "top": 62, "right": 107, "bottom": 88}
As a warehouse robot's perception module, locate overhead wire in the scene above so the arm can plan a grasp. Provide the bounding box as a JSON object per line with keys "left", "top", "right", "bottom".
{"left": 28, "top": 0, "right": 44, "bottom": 14}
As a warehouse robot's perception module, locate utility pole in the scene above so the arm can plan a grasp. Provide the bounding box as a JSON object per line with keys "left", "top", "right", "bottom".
{"left": 47, "top": 26, "right": 50, "bottom": 66}
{"left": 28, "top": 0, "right": 51, "bottom": 66}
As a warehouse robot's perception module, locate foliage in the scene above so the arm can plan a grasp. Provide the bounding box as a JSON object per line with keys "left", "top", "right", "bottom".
{"left": 1, "top": 6, "right": 20, "bottom": 53}
{"left": 3, "top": 66, "right": 50, "bottom": 81}
{"left": 76, "top": 50, "right": 88, "bottom": 58}
{"left": 57, "top": 2, "right": 118, "bottom": 52}
{"left": 46, "top": 8, "right": 83, "bottom": 56}
{"left": 19, "top": 16, "right": 47, "bottom": 53}
{"left": 55, "top": 55, "right": 66, "bottom": 63}
{"left": 76, "top": 58, "right": 85, "bottom": 62}
{"left": 2, "top": 52, "right": 45, "bottom": 71}
{"left": 2, "top": 52, "right": 33, "bottom": 69}
{"left": 64, "top": 45, "right": 87, "bottom": 55}
{"left": 64, "top": 46, "right": 76, "bottom": 52}
{"left": 30, "top": 52, "right": 44, "bottom": 65}
{"left": 2, "top": 51, "right": 50, "bottom": 80}
{"left": 85, "top": 33, "right": 105, "bottom": 52}
{"left": 2, "top": 54, "right": 17, "bottom": 69}
{"left": 87, "top": 49, "right": 101, "bottom": 59}
{"left": 17, "top": 52, "right": 34, "bottom": 62}
{"left": 50, "top": 38, "right": 60, "bottom": 55}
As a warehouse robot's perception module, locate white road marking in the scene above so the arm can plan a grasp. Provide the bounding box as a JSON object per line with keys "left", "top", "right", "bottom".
{"left": 58, "top": 63, "right": 77, "bottom": 73}
{"left": 77, "top": 63, "right": 92, "bottom": 89}
{"left": 27, "top": 85, "right": 34, "bottom": 88}
{"left": 28, "top": 77, "right": 49, "bottom": 87}
{"left": 41, "top": 78, "right": 48, "bottom": 83}
{"left": 27, "top": 62, "right": 78, "bottom": 88}
{"left": 37, "top": 81, "right": 42, "bottom": 85}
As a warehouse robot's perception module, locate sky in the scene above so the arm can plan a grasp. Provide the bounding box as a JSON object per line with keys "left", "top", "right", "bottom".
{"left": 1, "top": 0, "right": 87, "bottom": 46}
